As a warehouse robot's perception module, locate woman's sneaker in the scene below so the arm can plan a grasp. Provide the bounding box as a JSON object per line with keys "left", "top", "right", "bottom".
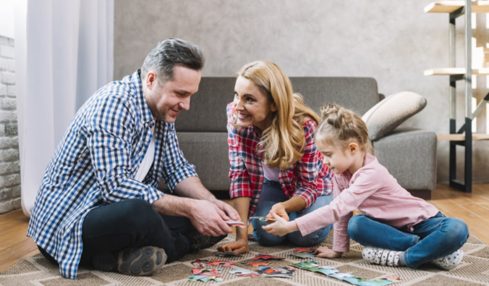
{"left": 117, "top": 246, "right": 167, "bottom": 276}
{"left": 362, "top": 246, "right": 403, "bottom": 267}
{"left": 432, "top": 249, "right": 464, "bottom": 270}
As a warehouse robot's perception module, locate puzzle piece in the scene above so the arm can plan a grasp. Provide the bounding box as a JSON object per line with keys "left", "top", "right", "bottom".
{"left": 230, "top": 266, "right": 260, "bottom": 277}
{"left": 291, "top": 248, "right": 316, "bottom": 259}
{"left": 243, "top": 261, "right": 270, "bottom": 267}
{"left": 256, "top": 266, "right": 295, "bottom": 278}
{"left": 292, "top": 260, "right": 396, "bottom": 286}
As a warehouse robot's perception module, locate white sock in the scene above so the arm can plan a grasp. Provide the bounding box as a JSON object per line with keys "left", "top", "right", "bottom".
{"left": 432, "top": 249, "right": 464, "bottom": 270}
{"left": 362, "top": 247, "right": 403, "bottom": 267}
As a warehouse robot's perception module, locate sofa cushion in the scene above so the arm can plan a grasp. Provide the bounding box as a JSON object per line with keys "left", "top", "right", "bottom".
{"left": 362, "top": 91, "right": 427, "bottom": 141}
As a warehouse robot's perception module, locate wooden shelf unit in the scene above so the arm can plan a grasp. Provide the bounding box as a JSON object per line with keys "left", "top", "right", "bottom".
{"left": 424, "top": 68, "right": 489, "bottom": 76}
{"left": 424, "top": 1, "right": 489, "bottom": 13}
{"left": 424, "top": 1, "right": 489, "bottom": 193}
{"left": 437, "top": 133, "right": 489, "bottom": 141}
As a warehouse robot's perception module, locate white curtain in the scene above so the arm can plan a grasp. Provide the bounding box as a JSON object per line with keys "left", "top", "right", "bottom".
{"left": 15, "top": 0, "right": 114, "bottom": 216}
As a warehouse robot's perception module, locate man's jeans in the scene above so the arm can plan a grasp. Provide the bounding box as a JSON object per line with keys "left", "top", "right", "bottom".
{"left": 251, "top": 180, "right": 333, "bottom": 246}
{"left": 39, "top": 199, "right": 197, "bottom": 267}
{"left": 348, "top": 212, "right": 469, "bottom": 267}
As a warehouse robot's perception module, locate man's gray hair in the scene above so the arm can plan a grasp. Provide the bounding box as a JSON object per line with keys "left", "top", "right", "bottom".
{"left": 141, "top": 38, "right": 204, "bottom": 82}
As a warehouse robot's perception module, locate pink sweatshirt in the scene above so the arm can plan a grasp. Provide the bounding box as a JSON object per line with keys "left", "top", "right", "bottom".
{"left": 295, "top": 153, "right": 439, "bottom": 253}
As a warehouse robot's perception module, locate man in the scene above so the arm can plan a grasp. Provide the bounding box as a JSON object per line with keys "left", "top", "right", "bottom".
{"left": 27, "top": 38, "right": 240, "bottom": 279}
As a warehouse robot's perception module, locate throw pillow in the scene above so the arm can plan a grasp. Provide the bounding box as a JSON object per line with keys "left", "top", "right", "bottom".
{"left": 362, "top": 91, "right": 427, "bottom": 141}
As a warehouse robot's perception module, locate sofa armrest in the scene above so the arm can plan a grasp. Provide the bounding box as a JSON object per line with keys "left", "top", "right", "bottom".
{"left": 373, "top": 129, "right": 437, "bottom": 199}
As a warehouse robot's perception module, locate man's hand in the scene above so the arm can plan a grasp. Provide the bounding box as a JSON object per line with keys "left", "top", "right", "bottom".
{"left": 262, "top": 213, "right": 298, "bottom": 236}
{"left": 210, "top": 199, "right": 241, "bottom": 221}
{"left": 217, "top": 238, "right": 249, "bottom": 255}
{"left": 315, "top": 246, "right": 342, "bottom": 258}
{"left": 266, "top": 202, "right": 289, "bottom": 222}
{"left": 189, "top": 200, "right": 233, "bottom": 236}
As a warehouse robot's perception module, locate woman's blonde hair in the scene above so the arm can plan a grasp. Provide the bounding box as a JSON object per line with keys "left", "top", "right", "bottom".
{"left": 316, "top": 104, "right": 372, "bottom": 153}
{"left": 238, "top": 61, "right": 320, "bottom": 169}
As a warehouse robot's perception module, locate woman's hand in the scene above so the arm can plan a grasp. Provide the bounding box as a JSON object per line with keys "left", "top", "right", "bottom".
{"left": 315, "top": 246, "right": 342, "bottom": 258}
{"left": 266, "top": 202, "right": 289, "bottom": 222}
{"left": 262, "top": 213, "right": 298, "bottom": 236}
{"left": 217, "top": 238, "right": 249, "bottom": 255}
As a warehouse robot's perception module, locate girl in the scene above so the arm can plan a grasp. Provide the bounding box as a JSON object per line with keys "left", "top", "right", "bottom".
{"left": 264, "top": 104, "right": 469, "bottom": 270}
{"left": 217, "top": 61, "right": 334, "bottom": 255}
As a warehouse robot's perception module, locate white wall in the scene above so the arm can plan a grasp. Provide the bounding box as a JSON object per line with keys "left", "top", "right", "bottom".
{"left": 0, "top": 0, "right": 15, "bottom": 38}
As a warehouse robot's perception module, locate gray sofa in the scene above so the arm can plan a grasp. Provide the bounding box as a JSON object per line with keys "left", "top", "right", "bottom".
{"left": 175, "top": 77, "right": 437, "bottom": 199}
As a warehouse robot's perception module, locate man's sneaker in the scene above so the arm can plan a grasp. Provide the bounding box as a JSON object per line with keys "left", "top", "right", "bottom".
{"left": 432, "top": 249, "right": 464, "bottom": 270}
{"left": 362, "top": 246, "right": 402, "bottom": 267}
{"left": 187, "top": 230, "right": 227, "bottom": 252}
{"left": 117, "top": 246, "right": 167, "bottom": 276}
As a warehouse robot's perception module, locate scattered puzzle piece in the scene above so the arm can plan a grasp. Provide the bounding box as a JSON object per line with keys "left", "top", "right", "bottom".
{"left": 243, "top": 261, "right": 270, "bottom": 267}
{"left": 291, "top": 248, "right": 316, "bottom": 259}
{"left": 256, "top": 266, "right": 295, "bottom": 278}
{"left": 292, "top": 260, "right": 396, "bottom": 286}
{"left": 230, "top": 266, "right": 260, "bottom": 277}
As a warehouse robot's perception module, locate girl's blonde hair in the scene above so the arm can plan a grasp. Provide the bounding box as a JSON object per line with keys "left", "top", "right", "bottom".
{"left": 238, "top": 61, "right": 320, "bottom": 169}
{"left": 316, "top": 104, "right": 372, "bottom": 153}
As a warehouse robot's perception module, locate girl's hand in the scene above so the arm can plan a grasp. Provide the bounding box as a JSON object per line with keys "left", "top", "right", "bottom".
{"left": 266, "top": 203, "right": 289, "bottom": 222}
{"left": 262, "top": 213, "right": 298, "bottom": 236}
{"left": 217, "top": 238, "right": 249, "bottom": 255}
{"left": 315, "top": 246, "right": 342, "bottom": 258}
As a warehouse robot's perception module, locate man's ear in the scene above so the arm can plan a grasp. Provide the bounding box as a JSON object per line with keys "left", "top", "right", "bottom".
{"left": 145, "top": 71, "right": 157, "bottom": 90}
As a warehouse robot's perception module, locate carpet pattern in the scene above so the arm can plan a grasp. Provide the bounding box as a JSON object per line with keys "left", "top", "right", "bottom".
{"left": 1, "top": 235, "right": 488, "bottom": 285}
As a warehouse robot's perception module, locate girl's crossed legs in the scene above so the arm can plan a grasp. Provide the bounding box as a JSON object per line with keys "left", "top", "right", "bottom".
{"left": 348, "top": 213, "right": 469, "bottom": 268}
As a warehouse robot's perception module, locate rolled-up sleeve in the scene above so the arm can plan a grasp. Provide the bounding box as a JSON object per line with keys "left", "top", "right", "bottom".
{"left": 227, "top": 103, "right": 253, "bottom": 198}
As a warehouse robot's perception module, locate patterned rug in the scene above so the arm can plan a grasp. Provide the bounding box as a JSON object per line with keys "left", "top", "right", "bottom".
{"left": 1, "top": 235, "right": 488, "bottom": 286}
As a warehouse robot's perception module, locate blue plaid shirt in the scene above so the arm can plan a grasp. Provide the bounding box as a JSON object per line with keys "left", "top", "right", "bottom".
{"left": 27, "top": 70, "right": 197, "bottom": 279}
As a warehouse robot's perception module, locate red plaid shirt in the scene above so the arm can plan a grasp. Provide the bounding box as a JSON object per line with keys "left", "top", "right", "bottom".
{"left": 227, "top": 103, "right": 333, "bottom": 215}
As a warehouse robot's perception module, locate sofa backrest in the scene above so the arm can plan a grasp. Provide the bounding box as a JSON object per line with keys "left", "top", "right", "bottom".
{"left": 176, "top": 77, "right": 379, "bottom": 132}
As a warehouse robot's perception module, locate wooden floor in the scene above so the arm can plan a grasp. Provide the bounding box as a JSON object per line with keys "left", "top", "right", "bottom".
{"left": 0, "top": 183, "right": 488, "bottom": 272}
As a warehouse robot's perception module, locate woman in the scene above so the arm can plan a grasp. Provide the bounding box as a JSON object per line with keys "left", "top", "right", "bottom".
{"left": 218, "top": 61, "right": 334, "bottom": 254}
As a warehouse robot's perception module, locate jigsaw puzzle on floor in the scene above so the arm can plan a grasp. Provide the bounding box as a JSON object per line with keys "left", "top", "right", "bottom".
{"left": 1, "top": 235, "right": 489, "bottom": 285}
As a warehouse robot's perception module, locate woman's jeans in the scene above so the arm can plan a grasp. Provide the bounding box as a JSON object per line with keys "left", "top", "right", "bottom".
{"left": 39, "top": 199, "right": 197, "bottom": 267}
{"left": 348, "top": 212, "right": 469, "bottom": 268}
{"left": 251, "top": 180, "right": 333, "bottom": 246}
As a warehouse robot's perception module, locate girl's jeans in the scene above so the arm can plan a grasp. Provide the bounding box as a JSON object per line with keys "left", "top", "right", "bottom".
{"left": 251, "top": 180, "right": 333, "bottom": 246}
{"left": 348, "top": 212, "right": 469, "bottom": 267}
